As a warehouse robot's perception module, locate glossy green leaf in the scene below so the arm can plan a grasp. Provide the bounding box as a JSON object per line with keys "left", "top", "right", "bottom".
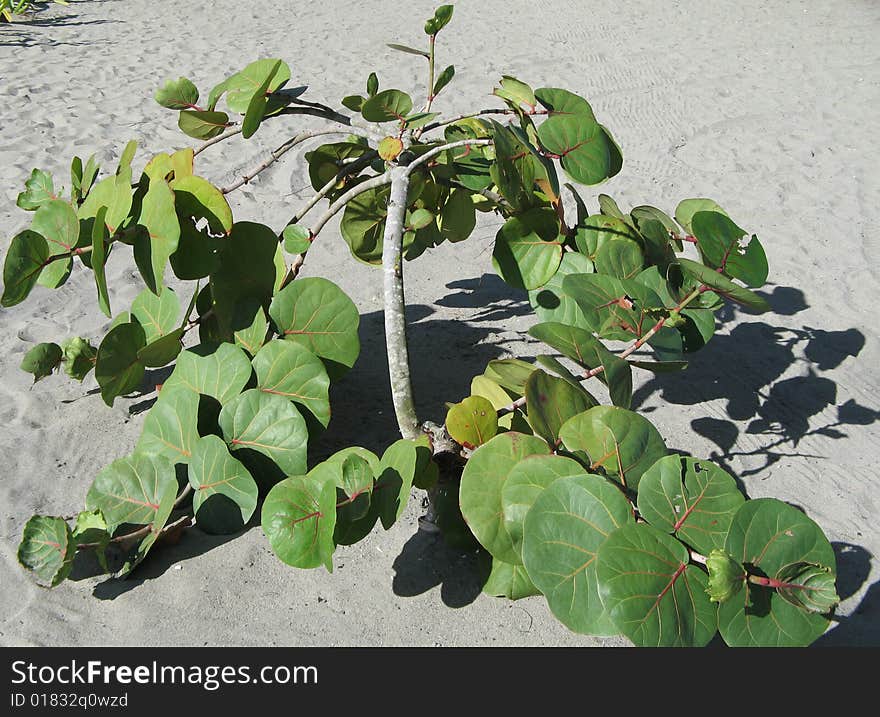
{"left": 483, "top": 358, "right": 536, "bottom": 394}
{"left": 86, "top": 453, "right": 177, "bottom": 535}
{"left": 489, "top": 120, "right": 538, "bottom": 211}
{"left": 134, "top": 179, "right": 180, "bottom": 294}
{"left": 502, "top": 454, "right": 585, "bottom": 561}
{"left": 339, "top": 182, "right": 389, "bottom": 263}
{"left": 493, "top": 75, "right": 536, "bottom": 110}
{"left": 374, "top": 439, "right": 421, "bottom": 530}
{"left": 637, "top": 455, "right": 745, "bottom": 554}
{"left": 492, "top": 208, "right": 563, "bottom": 290}
{"left": 178, "top": 110, "right": 230, "bottom": 140}
{"left": 155, "top": 77, "right": 199, "bottom": 110}
{"left": 131, "top": 286, "right": 180, "bottom": 344}
{"left": 675, "top": 258, "right": 770, "bottom": 312}
{"left": 219, "top": 388, "right": 309, "bottom": 478}
{"left": 269, "top": 277, "right": 360, "bottom": 376}
{"left": 61, "top": 337, "right": 97, "bottom": 381}
{"left": 408, "top": 208, "right": 434, "bottom": 231}
{"left": 77, "top": 172, "right": 132, "bottom": 234}
{"left": 171, "top": 175, "right": 233, "bottom": 235}
{"left": 525, "top": 370, "right": 595, "bottom": 444}
{"left": 136, "top": 328, "right": 184, "bottom": 368}
{"left": 559, "top": 406, "right": 666, "bottom": 492}
{"left": 261, "top": 473, "right": 337, "bottom": 571}
{"left": 17, "top": 169, "right": 56, "bottom": 211}
{"left": 445, "top": 395, "right": 497, "bottom": 449}
{"left": 439, "top": 188, "right": 476, "bottom": 243}
{"left": 30, "top": 199, "right": 78, "bottom": 288}
{"left": 282, "top": 224, "right": 311, "bottom": 255}
{"left": 189, "top": 434, "right": 258, "bottom": 533}
{"left": 95, "top": 321, "right": 146, "bottom": 406}
{"left": 223, "top": 59, "right": 291, "bottom": 114}
{"left": 527, "top": 322, "right": 632, "bottom": 408}
{"left": 483, "top": 559, "right": 541, "bottom": 600}
{"left": 433, "top": 64, "right": 455, "bottom": 96}
{"left": 674, "top": 197, "right": 726, "bottom": 235}
{"left": 210, "top": 221, "right": 278, "bottom": 337}
{"left": 719, "top": 498, "right": 836, "bottom": 647}
{"left": 459, "top": 432, "right": 551, "bottom": 564}
{"left": 691, "top": 211, "right": 768, "bottom": 287}
{"left": 598, "top": 523, "right": 718, "bottom": 646}
{"left": 523, "top": 474, "right": 635, "bottom": 634}
{"left": 528, "top": 252, "right": 594, "bottom": 328}
{"left": 20, "top": 342, "right": 62, "bottom": 383}
{"left": 362, "top": 89, "right": 413, "bottom": 123}
{"left": 136, "top": 385, "right": 199, "bottom": 465}
{"left": 252, "top": 339, "right": 331, "bottom": 427}
{"left": 91, "top": 205, "right": 111, "bottom": 316}
{"left": 17, "top": 515, "right": 75, "bottom": 587}
{"left": 242, "top": 59, "right": 282, "bottom": 139}
{"left": 169, "top": 220, "right": 218, "bottom": 282}
{"left": 1, "top": 230, "right": 49, "bottom": 307}
{"left": 163, "top": 342, "right": 252, "bottom": 405}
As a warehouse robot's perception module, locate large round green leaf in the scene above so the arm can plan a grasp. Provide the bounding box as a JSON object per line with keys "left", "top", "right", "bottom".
{"left": 501, "top": 454, "right": 585, "bottom": 561}
{"left": 674, "top": 197, "right": 726, "bottom": 235}
{"left": 155, "top": 76, "right": 199, "bottom": 110}
{"left": 597, "top": 523, "right": 718, "bottom": 646}
{"left": 86, "top": 453, "right": 177, "bottom": 534}
{"left": 136, "top": 386, "right": 200, "bottom": 465}
{"left": 31, "top": 199, "right": 78, "bottom": 288}
{"left": 163, "top": 342, "right": 252, "bottom": 405}
{"left": 719, "top": 498, "right": 836, "bottom": 647}
{"left": 528, "top": 251, "right": 594, "bottom": 329}
{"left": 17, "top": 515, "right": 75, "bottom": 587}
{"left": 492, "top": 208, "right": 563, "bottom": 290}
{"left": 131, "top": 286, "right": 180, "bottom": 344}
{"left": 269, "top": 277, "right": 360, "bottom": 376}
{"left": 219, "top": 388, "right": 309, "bottom": 478}
{"left": 445, "top": 395, "right": 498, "bottom": 449}
{"left": 439, "top": 188, "right": 476, "bottom": 243}
{"left": 574, "top": 214, "right": 639, "bottom": 260}
{"left": 261, "top": 473, "right": 337, "bottom": 571}
{"left": 1, "top": 230, "right": 49, "bottom": 307}
{"left": 459, "top": 432, "right": 550, "bottom": 564}
{"left": 252, "top": 339, "right": 331, "bottom": 427}
{"left": 691, "top": 210, "right": 768, "bottom": 287}
{"left": 95, "top": 321, "right": 146, "bottom": 406}
{"left": 637, "top": 455, "right": 745, "bottom": 555}
{"left": 523, "top": 474, "right": 634, "bottom": 635}
{"left": 20, "top": 342, "right": 63, "bottom": 383}
{"left": 525, "top": 370, "right": 595, "bottom": 444}
{"left": 558, "top": 406, "right": 666, "bottom": 493}
{"left": 189, "top": 435, "right": 258, "bottom": 534}
{"left": 361, "top": 89, "right": 413, "bottom": 122}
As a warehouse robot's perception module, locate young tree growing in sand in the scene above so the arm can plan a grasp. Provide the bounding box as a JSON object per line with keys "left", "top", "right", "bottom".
{"left": 5, "top": 5, "right": 840, "bottom": 646}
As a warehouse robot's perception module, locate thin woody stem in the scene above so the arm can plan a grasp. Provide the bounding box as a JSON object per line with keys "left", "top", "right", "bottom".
{"left": 220, "top": 129, "right": 347, "bottom": 195}
{"left": 193, "top": 127, "right": 243, "bottom": 156}
{"left": 404, "top": 138, "right": 492, "bottom": 175}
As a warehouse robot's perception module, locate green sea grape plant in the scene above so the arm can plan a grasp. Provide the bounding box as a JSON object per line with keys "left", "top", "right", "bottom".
{"left": 6, "top": 5, "right": 839, "bottom": 646}
{"left": 0, "top": 0, "right": 69, "bottom": 23}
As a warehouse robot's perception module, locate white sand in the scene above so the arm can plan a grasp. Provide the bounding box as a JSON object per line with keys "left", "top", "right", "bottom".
{"left": 0, "top": 0, "right": 878, "bottom": 646}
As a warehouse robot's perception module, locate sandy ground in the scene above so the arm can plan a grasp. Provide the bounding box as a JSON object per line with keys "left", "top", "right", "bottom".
{"left": 0, "top": 0, "right": 878, "bottom": 646}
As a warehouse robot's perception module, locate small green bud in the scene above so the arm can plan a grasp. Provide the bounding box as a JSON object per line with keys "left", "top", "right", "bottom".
{"left": 775, "top": 563, "right": 840, "bottom": 614}
{"left": 705, "top": 549, "right": 744, "bottom": 603}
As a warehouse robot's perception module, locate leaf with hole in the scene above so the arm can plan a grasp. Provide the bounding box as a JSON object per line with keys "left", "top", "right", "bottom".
{"left": 691, "top": 210, "right": 768, "bottom": 287}
{"left": 17, "top": 169, "right": 56, "bottom": 211}
{"left": 171, "top": 175, "right": 233, "bottom": 235}
{"left": 637, "top": 455, "right": 745, "bottom": 554}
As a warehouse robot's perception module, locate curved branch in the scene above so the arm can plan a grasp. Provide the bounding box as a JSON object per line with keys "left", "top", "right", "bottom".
{"left": 220, "top": 129, "right": 351, "bottom": 195}
{"left": 306, "top": 171, "right": 392, "bottom": 239}
{"left": 193, "top": 127, "right": 243, "bottom": 156}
